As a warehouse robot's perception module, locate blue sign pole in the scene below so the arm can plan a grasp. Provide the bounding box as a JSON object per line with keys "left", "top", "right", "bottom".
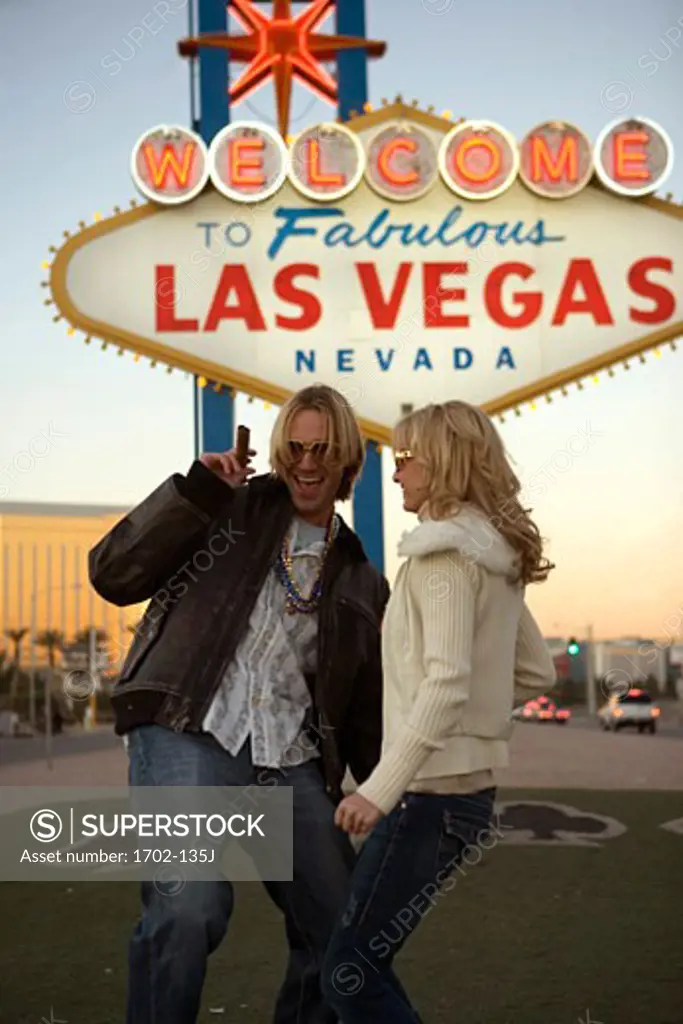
{"left": 336, "top": 0, "right": 385, "bottom": 575}
{"left": 194, "top": 0, "right": 234, "bottom": 457}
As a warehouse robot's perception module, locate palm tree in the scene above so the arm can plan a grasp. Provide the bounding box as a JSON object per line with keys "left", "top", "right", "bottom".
{"left": 5, "top": 628, "right": 28, "bottom": 668}
{"left": 74, "top": 627, "right": 109, "bottom": 647}
{"left": 0, "top": 650, "right": 10, "bottom": 699}
{"left": 5, "top": 628, "right": 28, "bottom": 704}
{"left": 0, "top": 650, "right": 16, "bottom": 710}
{"left": 36, "top": 629, "right": 65, "bottom": 668}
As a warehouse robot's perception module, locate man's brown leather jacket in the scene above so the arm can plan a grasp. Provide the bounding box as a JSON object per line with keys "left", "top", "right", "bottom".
{"left": 89, "top": 461, "right": 389, "bottom": 800}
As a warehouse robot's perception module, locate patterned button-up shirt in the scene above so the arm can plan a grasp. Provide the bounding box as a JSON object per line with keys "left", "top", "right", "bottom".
{"left": 202, "top": 516, "right": 333, "bottom": 768}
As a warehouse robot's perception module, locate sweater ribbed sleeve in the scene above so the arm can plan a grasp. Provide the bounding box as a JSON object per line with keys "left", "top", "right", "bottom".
{"left": 356, "top": 551, "right": 477, "bottom": 814}
{"left": 513, "top": 601, "right": 557, "bottom": 702}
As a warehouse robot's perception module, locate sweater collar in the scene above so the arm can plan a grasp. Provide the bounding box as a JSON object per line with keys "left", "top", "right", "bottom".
{"left": 398, "top": 506, "right": 519, "bottom": 578}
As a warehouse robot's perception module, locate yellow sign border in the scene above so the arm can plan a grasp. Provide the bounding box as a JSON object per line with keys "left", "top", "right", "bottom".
{"left": 48, "top": 103, "right": 683, "bottom": 443}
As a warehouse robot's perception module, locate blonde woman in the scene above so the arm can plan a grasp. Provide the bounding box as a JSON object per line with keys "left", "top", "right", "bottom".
{"left": 322, "top": 399, "right": 556, "bottom": 1023}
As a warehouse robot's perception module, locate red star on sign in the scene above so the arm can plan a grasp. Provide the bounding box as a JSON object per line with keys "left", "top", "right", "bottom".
{"left": 178, "top": 0, "right": 386, "bottom": 139}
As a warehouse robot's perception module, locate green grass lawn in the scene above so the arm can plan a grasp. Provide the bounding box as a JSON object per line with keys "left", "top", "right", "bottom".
{"left": 1, "top": 789, "right": 682, "bottom": 1024}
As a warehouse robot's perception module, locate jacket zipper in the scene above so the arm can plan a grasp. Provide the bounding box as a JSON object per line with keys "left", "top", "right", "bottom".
{"left": 337, "top": 595, "right": 378, "bottom": 630}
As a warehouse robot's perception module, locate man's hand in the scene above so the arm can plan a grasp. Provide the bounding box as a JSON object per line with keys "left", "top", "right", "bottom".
{"left": 200, "top": 446, "right": 256, "bottom": 488}
{"left": 335, "top": 793, "right": 383, "bottom": 836}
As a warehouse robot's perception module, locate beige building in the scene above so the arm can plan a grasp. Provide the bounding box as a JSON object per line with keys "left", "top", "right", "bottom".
{"left": 0, "top": 500, "right": 145, "bottom": 669}
{"left": 593, "top": 638, "right": 668, "bottom": 693}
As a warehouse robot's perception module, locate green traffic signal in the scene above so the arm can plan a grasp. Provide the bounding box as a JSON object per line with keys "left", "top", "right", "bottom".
{"left": 567, "top": 637, "right": 580, "bottom": 656}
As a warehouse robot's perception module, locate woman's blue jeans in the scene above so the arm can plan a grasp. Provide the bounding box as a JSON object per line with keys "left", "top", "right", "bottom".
{"left": 321, "top": 787, "right": 498, "bottom": 1024}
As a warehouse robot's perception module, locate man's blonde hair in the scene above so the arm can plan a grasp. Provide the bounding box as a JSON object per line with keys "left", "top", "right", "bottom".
{"left": 393, "top": 400, "right": 554, "bottom": 585}
{"left": 270, "top": 384, "right": 365, "bottom": 502}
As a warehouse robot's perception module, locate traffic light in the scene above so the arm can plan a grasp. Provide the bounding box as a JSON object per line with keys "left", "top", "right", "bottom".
{"left": 567, "top": 637, "right": 580, "bottom": 657}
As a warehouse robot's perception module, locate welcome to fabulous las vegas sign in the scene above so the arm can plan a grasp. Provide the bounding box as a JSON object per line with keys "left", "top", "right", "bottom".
{"left": 47, "top": 106, "right": 681, "bottom": 440}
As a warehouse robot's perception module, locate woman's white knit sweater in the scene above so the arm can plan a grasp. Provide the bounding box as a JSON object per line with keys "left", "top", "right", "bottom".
{"left": 356, "top": 507, "right": 557, "bottom": 815}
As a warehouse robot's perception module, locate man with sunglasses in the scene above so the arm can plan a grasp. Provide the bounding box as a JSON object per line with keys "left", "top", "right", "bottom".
{"left": 89, "top": 384, "right": 389, "bottom": 1024}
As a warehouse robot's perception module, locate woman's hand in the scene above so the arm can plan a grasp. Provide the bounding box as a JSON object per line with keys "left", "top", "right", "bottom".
{"left": 334, "top": 793, "right": 383, "bottom": 835}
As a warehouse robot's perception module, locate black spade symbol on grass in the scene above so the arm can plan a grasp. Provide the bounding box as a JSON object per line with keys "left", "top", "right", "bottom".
{"left": 495, "top": 801, "right": 627, "bottom": 846}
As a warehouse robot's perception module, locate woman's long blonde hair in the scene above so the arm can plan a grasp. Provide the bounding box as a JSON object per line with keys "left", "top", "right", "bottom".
{"left": 393, "top": 400, "right": 554, "bottom": 585}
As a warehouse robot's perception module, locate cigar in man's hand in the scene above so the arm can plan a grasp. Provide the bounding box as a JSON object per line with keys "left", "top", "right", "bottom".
{"left": 235, "top": 425, "right": 251, "bottom": 468}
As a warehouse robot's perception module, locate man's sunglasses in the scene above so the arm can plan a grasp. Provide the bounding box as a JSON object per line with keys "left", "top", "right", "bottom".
{"left": 286, "top": 440, "right": 337, "bottom": 462}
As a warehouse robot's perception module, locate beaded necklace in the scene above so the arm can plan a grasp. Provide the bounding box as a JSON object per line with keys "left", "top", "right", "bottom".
{"left": 275, "top": 514, "right": 338, "bottom": 614}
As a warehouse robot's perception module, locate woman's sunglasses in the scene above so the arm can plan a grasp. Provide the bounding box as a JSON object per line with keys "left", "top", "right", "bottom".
{"left": 393, "top": 448, "right": 414, "bottom": 470}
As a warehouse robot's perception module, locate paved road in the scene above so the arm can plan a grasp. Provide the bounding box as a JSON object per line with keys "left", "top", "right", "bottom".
{"left": 2, "top": 703, "right": 680, "bottom": 768}
{"left": 0, "top": 726, "right": 121, "bottom": 767}
{"left": 531, "top": 717, "right": 683, "bottom": 740}
{"left": 2, "top": 713, "right": 683, "bottom": 790}
{"left": 558, "top": 702, "right": 683, "bottom": 739}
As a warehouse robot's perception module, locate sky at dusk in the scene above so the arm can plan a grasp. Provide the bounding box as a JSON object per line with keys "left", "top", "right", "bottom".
{"left": 1, "top": 0, "right": 682, "bottom": 641}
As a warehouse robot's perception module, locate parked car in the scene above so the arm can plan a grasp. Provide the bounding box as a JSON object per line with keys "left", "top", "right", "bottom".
{"left": 598, "top": 688, "right": 660, "bottom": 733}
{"left": 512, "top": 695, "right": 571, "bottom": 724}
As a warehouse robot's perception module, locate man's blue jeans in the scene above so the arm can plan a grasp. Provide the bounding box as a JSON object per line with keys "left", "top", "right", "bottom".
{"left": 321, "top": 787, "right": 497, "bottom": 1023}
{"left": 125, "top": 724, "right": 356, "bottom": 1024}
